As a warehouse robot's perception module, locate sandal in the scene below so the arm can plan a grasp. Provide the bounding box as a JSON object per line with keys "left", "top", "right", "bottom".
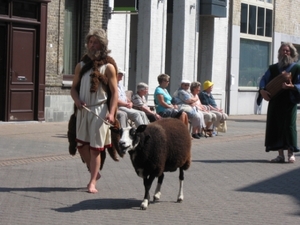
{"left": 270, "top": 155, "right": 285, "bottom": 163}
{"left": 288, "top": 154, "right": 296, "bottom": 163}
{"left": 204, "top": 129, "right": 213, "bottom": 137}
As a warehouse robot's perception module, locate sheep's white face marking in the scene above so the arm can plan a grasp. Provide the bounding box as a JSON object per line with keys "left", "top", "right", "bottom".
{"left": 119, "top": 126, "right": 140, "bottom": 153}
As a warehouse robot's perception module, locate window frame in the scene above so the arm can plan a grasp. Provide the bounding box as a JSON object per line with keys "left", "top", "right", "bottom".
{"left": 239, "top": 0, "right": 274, "bottom": 89}
{"left": 62, "top": 0, "right": 83, "bottom": 87}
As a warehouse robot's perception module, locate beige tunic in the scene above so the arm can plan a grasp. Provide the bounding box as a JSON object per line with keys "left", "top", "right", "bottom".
{"left": 76, "top": 63, "right": 111, "bottom": 151}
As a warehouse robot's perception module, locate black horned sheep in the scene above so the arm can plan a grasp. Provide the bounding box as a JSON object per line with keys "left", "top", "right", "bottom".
{"left": 116, "top": 118, "right": 191, "bottom": 210}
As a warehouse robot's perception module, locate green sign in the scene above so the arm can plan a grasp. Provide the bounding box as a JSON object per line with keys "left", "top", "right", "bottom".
{"left": 114, "top": 0, "right": 138, "bottom": 12}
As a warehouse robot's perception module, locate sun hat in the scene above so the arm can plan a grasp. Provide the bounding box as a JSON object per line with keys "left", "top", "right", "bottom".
{"left": 181, "top": 79, "right": 191, "bottom": 84}
{"left": 203, "top": 80, "right": 214, "bottom": 90}
{"left": 118, "top": 68, "right": 125, "bottom": 75}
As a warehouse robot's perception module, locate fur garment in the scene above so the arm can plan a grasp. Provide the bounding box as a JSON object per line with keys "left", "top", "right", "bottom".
{"left": 67, "top": 55, "right": 121, "bottom": 168}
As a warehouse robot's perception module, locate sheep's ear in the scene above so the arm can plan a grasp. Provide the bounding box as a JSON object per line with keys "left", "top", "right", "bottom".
{"left": 136, "top": 124, "right": 147, "bottom": 133}
{"left": 110, "top": 126, "right": 121, "bottom": 134}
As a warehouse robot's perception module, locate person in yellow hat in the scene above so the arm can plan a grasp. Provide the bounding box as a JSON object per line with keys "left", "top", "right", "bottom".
{"left": 203, "top": 80, "right": 214, "bottom": 92}
{"left": 199, "top": 80, "right": 228, "bottom": 130}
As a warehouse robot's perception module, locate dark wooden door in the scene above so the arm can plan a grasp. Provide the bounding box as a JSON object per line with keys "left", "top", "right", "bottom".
{"left": 0, "top": 24, "right": 7, "bottom": 121}
{"left": 8, "top": 26, "right": 36, "bottom": 121}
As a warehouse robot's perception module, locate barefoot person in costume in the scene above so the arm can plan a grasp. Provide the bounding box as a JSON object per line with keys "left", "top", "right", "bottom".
{"left": 259, "top": 42, "right": 300, "bottom": 163}
{"left": 70, "top": 29, "right": 118, "bottom": 193}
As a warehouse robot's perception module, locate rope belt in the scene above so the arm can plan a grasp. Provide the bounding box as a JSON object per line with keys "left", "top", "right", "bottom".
{"left": 82, "top": 100, "right": 114, "bottom": 127}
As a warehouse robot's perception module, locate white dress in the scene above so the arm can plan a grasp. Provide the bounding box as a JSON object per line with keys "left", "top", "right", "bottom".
{"left": 76, "top": 62, "right": 111, "bottom": 151}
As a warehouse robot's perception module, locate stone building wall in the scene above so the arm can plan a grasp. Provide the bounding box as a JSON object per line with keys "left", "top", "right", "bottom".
{"left": 274, "top": 0, "right": 300, "bottom": 37}
{"left": 231, "top": 0, "right": 300, "bottom": 37}
{"left": 232, "top": 0, "right": 241, "bottom": 26}
{"left": 44, "top": 0, "right": 108, "bottom": 121}
{"left": 46, "top": 0, "right": 65, "bottom": 92}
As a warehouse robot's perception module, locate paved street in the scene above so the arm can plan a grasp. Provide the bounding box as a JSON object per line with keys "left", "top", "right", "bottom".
{"left": 0, "top": 115, "right": 300, "bottom": 225}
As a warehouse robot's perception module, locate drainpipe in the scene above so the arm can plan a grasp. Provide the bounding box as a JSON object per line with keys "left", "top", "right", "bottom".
{"left": 225, "top": 0, "right": 233, "bottom": 115}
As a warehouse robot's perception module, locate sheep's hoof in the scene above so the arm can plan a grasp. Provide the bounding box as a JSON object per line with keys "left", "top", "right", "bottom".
{"left": 153, "top": 192, "right": 161, "bottom": 202}
{"left": 177, "top": 197, "right": 184, "bottom": 203}
{"left": 140, "top": 199, "right": 149, "bottom": 210}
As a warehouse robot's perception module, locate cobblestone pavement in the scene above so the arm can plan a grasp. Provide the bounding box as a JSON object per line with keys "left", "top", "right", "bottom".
{"left": 0, "top": 115, "right": 300, "bottom": 225}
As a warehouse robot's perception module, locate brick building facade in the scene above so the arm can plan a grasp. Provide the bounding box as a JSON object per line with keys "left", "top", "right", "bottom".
{"left": 44, "top": 0, "right": 109, "bottom": 121}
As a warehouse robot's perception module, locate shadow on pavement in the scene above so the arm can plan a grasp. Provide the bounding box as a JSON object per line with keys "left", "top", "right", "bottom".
{"left": 236, "top": 167, "right": 300, "bottom": 216}
{"left": 228, "top": 119, "right": 266, "bottom": 123}
{"left": 52, "top": 134, "right": 67, "bottom": 138}
{"left": 0, "top": 187, "right": 85, "bottom": 192}
{"left": 193, "top": 159, "right": 269, "bottom": 163}
{"left": 52, "top": 198, "right": 142, "bottom": 212}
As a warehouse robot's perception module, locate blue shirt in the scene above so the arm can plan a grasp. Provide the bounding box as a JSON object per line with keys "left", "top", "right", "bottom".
{"left": 154, "top": 87, "right": 172, "bottom": 113}
{"left": 173, "top": 88, "right": 193, "bottom": 104}
{"left": 199, "top": 91, "right": 217, "bottom": 108}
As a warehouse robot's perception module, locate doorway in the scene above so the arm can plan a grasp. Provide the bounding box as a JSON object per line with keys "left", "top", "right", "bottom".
{"left": 0, "top": 0, "right": 50, "bottom": 122}
{"left": 7, "top": 25, "right": 37, "bottom": 121}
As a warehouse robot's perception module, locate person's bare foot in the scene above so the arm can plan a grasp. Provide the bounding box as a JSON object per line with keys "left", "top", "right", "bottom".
{"left": 86, "top": 173, "right": 100, "bottom": 191}
{"left": 87, "top": 182, "right": 98, "bottom": 193}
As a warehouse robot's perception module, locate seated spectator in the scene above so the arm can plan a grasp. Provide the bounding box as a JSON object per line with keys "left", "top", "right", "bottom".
{"left": 116, "top": 110, "right": 128, "bottom": 128}
{"left": 173, "top": 79, "right": 205, "bottom": 139}
{"left": 131, "top": 82, "right": 161, "bottom": 122}
{"left": 199, "top": 80, "right": 228, "bottom": 128}
{"left": 117, "top": 69, "right": 149, "bottom": 126}
{"left": 190, "top": 81, "right": 216, "bottom": 137}
{"left": 154, "top": 74, "right": 189, "bottom": 127}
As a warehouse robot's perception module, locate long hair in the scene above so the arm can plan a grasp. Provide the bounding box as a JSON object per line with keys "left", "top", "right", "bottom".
{"left": 85, "top": 29, "right": 111, "bottom": 59}
{"left": 278, "top": 42, "right": 298, "bottom": 62}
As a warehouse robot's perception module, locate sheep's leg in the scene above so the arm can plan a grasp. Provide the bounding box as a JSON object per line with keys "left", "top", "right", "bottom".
{"left": 153, "top": 173, "right": 164, "bottom": 202}
{"left": 177, "top": 168, "right": 184, "bottom": 202}
{"left": 141, "top": 175, "right": 156, "bottom": 210}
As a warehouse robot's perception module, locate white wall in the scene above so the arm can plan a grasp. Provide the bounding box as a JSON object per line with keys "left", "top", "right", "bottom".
{"left": 136, "top": 0, "right": 167, "bottom": 95}
{"left": 169, "top": 0, "right": 199, "bottom": 92}
{"left": 211, "top": 17, "right": 229, "bottom": 110}
{"left": 107, "top": 12, "right": 131, "bottom": 88}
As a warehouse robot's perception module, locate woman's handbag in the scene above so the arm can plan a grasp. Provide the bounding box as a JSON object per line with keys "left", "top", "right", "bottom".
{"left": 216, "top": 121, "right": 227, "bottom": 133}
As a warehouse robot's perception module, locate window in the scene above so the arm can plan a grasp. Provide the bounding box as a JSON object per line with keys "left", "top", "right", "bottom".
{"left": 63, "top": 0, "right": 82, "bottom": 75}
{"left": 239, "top": 39, "right": 270, "bottom": 87}
{"left": 265, "top": 9, "right": 272, "bottom": 37}
{"left": 239, "top": 1, "right": 273, "bottom": 87}
{"left": 258, "top": 0, "right": 272, "bottom": 3}
{"left": 257, "top": 7, "right": 264, "bottom": 36}
{"left": 13, "top": 2, "right": 38, "bottom": 19}
{"left": 248, "top": 5, "right": 256, "bottom": 35}
{"left": 240, "top": 3, "right": 272, "bottom": 37}
{"left": 240, "top": 4, "right": 248, "bottom": 33}
{"left": 0, "top": 1, "right": 8, "bottom": 15}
